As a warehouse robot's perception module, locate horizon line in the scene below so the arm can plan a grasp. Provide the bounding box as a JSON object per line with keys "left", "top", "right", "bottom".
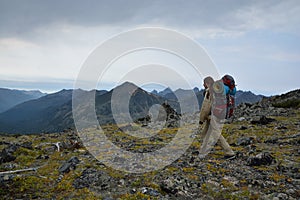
{"left": 1, "top": 81, "right": 298, "bottom": 97}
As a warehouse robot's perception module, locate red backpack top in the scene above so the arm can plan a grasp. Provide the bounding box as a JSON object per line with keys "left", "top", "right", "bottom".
{"left": 222, "top": 75, "right": 235, "bottom": 90}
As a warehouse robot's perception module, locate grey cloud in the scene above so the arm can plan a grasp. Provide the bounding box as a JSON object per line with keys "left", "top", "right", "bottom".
{"left": 2, "top": 0, "right": 298, "bottom": 38}
{"left": 0, "top": 0, "right": 141, "bottom": 37}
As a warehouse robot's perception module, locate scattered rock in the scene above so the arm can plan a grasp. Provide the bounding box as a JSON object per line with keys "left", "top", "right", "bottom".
{"left": 160, "top": 178, "right": 179, "bottom": 195}
{"left": 73, "top": 168, "right": 113, "bottom": 190}
{"left": 236, "top": 136, "right": 256, "bottom": 146}
{"left": 237, "top": 117, "right": 246, "bottom": 121}
{"left": 0, "top": 144, "right": 19, "bottom": 164}
{"left": 223, "top": 176, "right": 239, "bottom": 186}
{"left": 133, "top": 102, "right": 181, "bottom": 128}
{"left": 20, "top": 142, "right": 33, "bottom": 149}
{"left": 0, "top": 174, "right": 14, "bottom": 183}
{"left": 36, "top": 155, "right": 49, "bottom": 160}
{"left": 277, "top": 193, "right": 288, "bottom": 199}
{"left": 2, "top": 163, "right": 18, "bottom": 170}
{"left": 251, "top": 116, "right": 276, "bottom": 125}
{"left": 0, "top": 141, "right": 10, "bottom": 145}
{"left": 134, "top": 115, "right": 151, "bottom": 126}
{"left": 207, "top": 179, "right": 220, "bottom": 187}
{"left": 263, "top": 192, "right": 289, "bottom": 200}
{"left": 44, "top": 145, "right": 57, "bottom": 153}
{"left": 103, "top": 197, "right": 114, "bottom": 200}
{"left": 130, "top": 188, "right": 137, "bottom": 194}
{"left": 265, "top": 137, "right": 279, "bottom": 144}
{"left": 247, "top": 152, "right": 275, "bottom": 166}
{"left": 60, "top": 140, "right": 83, "bottom": 150}
{"left": 141, "top": 187, "right": 161, "bottom": 197}
{"left": 286, "top": 189, "right": 295, "bottom": 195}
{"left": 276, "top": 125, "right": 288, "bottom": 130}
{"left": 119, "top": 124, "right": 134, "bottom": 131}
{"left": 234, "top": 93, "right": 297, "bottom": 121}
{"left": 58, "top": 156, "right": 80, "bottom": 173}
{"left": 113, "top": 156, "right": 126, "bottom": 163}
{"left": 265, "top": 133, "right": 300, "bottom": 145}
{"left": 239, "top": 125, "right": 248, "bottom": 130}
{"left": 159, "top": 103, "right": 181, "bottom": 128}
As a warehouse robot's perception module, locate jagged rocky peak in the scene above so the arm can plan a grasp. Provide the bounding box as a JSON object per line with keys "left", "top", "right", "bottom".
{"left": 115, "top": 81, "right": 139, "bottom": 90}
{"left": 151, "top": 89, "right": 158, "bottom": 95}
{"left": 112, "top": 81, "right": 145, "bottom": 96}
{"left": 159, "top": 87, "right": 173, "bottom": 96}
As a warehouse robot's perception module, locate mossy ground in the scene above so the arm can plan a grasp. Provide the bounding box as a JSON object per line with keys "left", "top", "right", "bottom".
{"left": 0, "top": 110, "right": 299, "bottom": 199}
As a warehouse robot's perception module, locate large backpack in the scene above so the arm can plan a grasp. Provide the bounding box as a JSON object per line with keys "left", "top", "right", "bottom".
{"left": 212, "top": 75, "right": 236, "bottom": 119}
{"left": 223, "top": 75, "right": 236, "bottom": 119}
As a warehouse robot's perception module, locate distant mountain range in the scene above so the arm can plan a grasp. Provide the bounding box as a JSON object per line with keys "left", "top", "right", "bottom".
{"left": 0, "top": 88, "right": 46, "bottom": 113}
{"left": 0, "top": 83, "right": 265, "bottom": 134}
{"left": 154, "top": 87, "right": 264, "bottom": 106}
{"left": 235, "top": 91, "right": 265, "bottom": 105}
{"left": 0, "top": 89, "right": 73, "bottom": 134}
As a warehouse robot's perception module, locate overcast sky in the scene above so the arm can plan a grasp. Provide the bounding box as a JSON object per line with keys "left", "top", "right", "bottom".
{"left": 0, "top": 0, "right": 299, "bottom": 95}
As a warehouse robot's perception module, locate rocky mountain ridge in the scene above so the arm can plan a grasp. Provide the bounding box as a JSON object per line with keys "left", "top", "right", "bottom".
{"left": 0, "top": 83, "right": 172, "bottom": 134}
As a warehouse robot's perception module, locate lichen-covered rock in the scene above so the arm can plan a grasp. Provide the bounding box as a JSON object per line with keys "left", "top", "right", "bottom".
{"left": 140, "top": 187, "right": 161, "bottom": 197}
{"left": 73, "top": 168, "right": 113, "bottom": 190}
{"left": 0, "top": 144, "right": 19, "bottom": 164}
{"left": 251, "top": 116, "right": 276, "bottom": 125}
{"left": 236, "top": 136, "right": 256, "bottom": 146}
{"left": 58, "top": 156, "right": 80, "bottom": 173}
{"left": 247, "top": 152, "right": 275, "bottom": 166}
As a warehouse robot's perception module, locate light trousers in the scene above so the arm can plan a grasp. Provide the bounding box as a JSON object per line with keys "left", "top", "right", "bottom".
{"left": 199, "top": 115, "right": 234, "bottom": 156}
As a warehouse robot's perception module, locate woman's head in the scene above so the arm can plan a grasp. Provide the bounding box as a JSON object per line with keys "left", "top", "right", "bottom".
{"left": 203, "top": 76, "right": 214, "bottom": 89}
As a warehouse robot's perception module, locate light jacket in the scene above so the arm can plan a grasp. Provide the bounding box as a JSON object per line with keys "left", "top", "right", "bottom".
{"left": 199, "top": 88, "right": 212, "bottom": 123}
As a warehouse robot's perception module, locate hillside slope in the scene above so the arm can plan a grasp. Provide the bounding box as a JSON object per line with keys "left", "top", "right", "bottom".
{"left": 0, "top": 82, "right": 175, "bottom": 134}
{"left": 0, "top": 89, "right": 74, "bottom": 134}
{"left": 0, "top": 88, "right": 45, "bottom": 113}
